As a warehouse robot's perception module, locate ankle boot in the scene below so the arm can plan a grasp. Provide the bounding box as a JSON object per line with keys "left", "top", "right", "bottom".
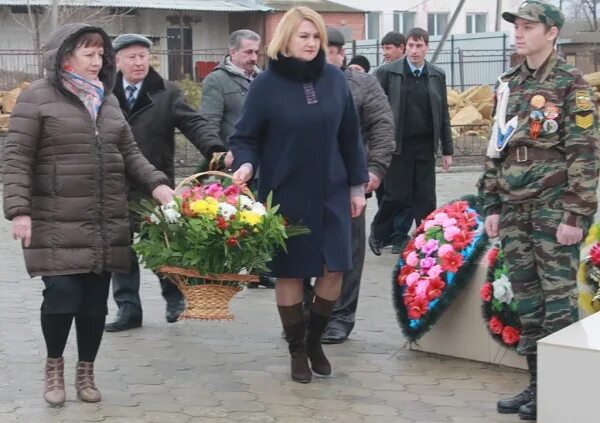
{"left": 306, "top": 295, "right": 336, "bottom": 377}
{"left": 497, "top": 354, "right": 536, "bottom": 414}
{"left": 44, "top": 357, "right": 66, "bottom": 407}
{"left": 75, "top": 361, "right": 101, "bottom": 402}
{"left": 278, "top": 303, "right": 312, "bottom": 383}
{"left": 519, "top": 398, "right": 537, "bottom": 420}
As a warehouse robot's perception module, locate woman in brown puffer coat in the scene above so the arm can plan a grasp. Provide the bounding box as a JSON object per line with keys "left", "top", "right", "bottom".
{"left": 2, "top": 24, "right": 173, "bottom": 407}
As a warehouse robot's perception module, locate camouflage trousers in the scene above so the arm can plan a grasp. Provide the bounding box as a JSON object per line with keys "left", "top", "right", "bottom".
{"left": 499, "top": 202, "right": 582, "bottom": 356}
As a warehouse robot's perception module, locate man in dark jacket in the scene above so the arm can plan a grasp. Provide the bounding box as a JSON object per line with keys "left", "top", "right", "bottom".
{"left": 369, "top": 28, "right": 453, "bottom": 256}
{"left": 304, "top": 28, "right": 395, "bottom": 343}
{"left": 199, "top": 29, "right": 274, "bottom": 288}
{"left": 105, "top": 34, "right": 226, "bottom": 332}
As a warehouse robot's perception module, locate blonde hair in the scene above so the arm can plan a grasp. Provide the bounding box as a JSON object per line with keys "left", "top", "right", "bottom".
{"left": 267, "top": 6, "right": 328, "bottom": 60}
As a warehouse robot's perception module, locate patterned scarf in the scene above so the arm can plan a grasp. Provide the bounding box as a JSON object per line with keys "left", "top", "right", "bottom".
{"left": 62, "top": 70, "right": 104, "bottom": 121}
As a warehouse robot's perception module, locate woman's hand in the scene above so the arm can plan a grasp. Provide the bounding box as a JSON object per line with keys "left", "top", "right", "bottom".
{"left": 232, "top": 163, "right": 253, "bottom": 185}
{"left": 350, "top": 195, "right": 366, "bottom": 218}
{"left": 152, "top": 184, "right": 175, "bottom": 205}
{"left": 12, "top": 215, "right": 32, "bottom": 247}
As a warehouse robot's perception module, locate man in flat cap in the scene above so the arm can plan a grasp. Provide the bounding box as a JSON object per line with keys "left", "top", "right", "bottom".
{"left": 482, "top": 1, "right": 599, "bottom": 420}
{"left": 105, "top": 34, "right": 226, "bottom": 332}
{"left": 303, "top": 27, "right": 394, "bottom": 343}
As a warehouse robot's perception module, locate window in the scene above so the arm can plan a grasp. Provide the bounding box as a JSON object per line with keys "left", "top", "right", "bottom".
{"left": 466, "top": 13, "right": 487, "bottom": 33}
{"left": 428, "top": 13, "right": 449, "bottom": 36}
{"left": 367, "top": 12, "right": 380, "bottom": 39}
{"left": 393, "top": 11, "right": 416, "bottom": 33}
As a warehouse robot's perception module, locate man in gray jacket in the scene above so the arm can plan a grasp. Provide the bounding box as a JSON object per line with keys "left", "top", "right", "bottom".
{"left": 199, "top": 29, "right": 274, "bottom": 288}
{"left": 199, "top": 30, "right": 260, "bottom": 148}
{"left": 304, "top": 28, "right": 395, "bottom": 343}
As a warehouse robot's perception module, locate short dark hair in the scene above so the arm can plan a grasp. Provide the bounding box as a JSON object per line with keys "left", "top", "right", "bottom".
{"left": 381, "top": 31, "right": 406, "bottom": 47}
{"left": 406, "top": 27, "right": 429, "bottom": 45}
{"left": 75, "top": 32, "right": 104, "bottom": 49}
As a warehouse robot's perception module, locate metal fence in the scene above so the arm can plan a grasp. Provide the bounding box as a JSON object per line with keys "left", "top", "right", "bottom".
{"left": 0, "top": 49, "right": 43, "bottom": 90}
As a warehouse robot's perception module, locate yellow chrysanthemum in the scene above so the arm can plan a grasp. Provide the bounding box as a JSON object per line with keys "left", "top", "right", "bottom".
{"left": 585, "top": 224, "right": 600, "bottom": 245}
{"left": 189, "top": 199, "right": 218, "bottom": 217}
{"left": 240, "top": 210, "right": 262, "bottom": 226}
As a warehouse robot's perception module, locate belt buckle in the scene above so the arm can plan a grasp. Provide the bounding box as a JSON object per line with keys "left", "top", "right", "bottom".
{"left": 516, "top": 146, "right": 528, "bottom": 163}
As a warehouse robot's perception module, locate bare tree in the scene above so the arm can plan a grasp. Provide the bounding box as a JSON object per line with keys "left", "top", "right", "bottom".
{"left": 567, "top": 0, "right": 600, "bottom": 31}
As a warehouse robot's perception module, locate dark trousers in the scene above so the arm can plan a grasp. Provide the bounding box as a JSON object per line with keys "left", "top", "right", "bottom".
{"left": 303, "top": 208, "right": 366, "bottom": 335}
{"left": 371, "top": 152, "right": 436, "bottom": 242}
{"left": 111, "top": 250, "right": 183, "bottom": 318}
{"left": 374, "top": 183, "right": 413, "bottom": 246}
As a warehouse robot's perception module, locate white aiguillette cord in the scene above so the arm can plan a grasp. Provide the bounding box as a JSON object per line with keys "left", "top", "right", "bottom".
{"left": 486, "top": 76, "right": 519, "bottom": 159}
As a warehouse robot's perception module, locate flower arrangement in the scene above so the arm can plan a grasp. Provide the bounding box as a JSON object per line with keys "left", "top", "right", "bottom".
{"left": 578, "top": 222, "right": 600, "bottom": 314}
{"left": 480, "top": 243, "right": 521, "bottom": 348}
{"left": 133, "top": 174, "right": 309, "bottom": 286}
{"left": 392, "top": 195, "right": 488, "bottom": 342}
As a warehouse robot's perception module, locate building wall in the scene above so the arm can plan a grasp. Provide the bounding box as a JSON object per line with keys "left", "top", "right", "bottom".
{"left": 265, "top": 11, "right": 365, "bottom": 44}
{"left": 332, "top": 0, "right": 522, "bottom": 42}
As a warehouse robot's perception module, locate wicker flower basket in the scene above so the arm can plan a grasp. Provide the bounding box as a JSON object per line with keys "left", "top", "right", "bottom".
{"left": 158, "top": 266, "right": 259, "bottom": 320}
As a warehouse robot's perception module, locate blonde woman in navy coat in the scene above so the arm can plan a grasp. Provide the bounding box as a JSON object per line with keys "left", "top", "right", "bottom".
{"left": 230, "top": 6, "right": 368, "bottom": 383}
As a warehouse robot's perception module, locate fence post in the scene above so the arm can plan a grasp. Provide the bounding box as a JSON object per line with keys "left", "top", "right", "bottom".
{"left": 502, "top": 33, "right": 507, "bottom": 72}
{"left": 376, "top": 38, "right": 380, "bottom": 67}
{"left": 352, "top": 40, "right": 356, "bottom": 58}
{"left": 450, "top": 35, "right": 455, "bottom": 89}
{"left": 458, "top": 48, "right": 465, "bottom": 91}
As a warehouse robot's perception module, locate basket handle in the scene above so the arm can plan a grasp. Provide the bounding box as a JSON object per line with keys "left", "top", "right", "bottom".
{"left": 175, "top": 171, "right": 255, "bottom": 200}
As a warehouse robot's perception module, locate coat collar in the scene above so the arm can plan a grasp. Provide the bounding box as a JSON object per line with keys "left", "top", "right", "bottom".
{"left": 390, "top": 57, "right": 440, "bottom": 77}
{"left": 114, "top": 67, "right": 165, "bottom": 118}
{"left": 513, "top": 51, "right": 558, "bottom": 85}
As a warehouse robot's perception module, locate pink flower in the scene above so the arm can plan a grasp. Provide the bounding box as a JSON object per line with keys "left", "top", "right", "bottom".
{"left": 205, "top": 183, "right": 224, "bottom": 198}
{"left": 415, "top": 279, "right": 430, "bottom": 298}
{"left": 223, "top": 184, "right": 240, "bottom": 197}
{"left": 406, "top": 272, "right": 420, "bottom": 286}
{"left": 406, "top": 251, "right": 419, "bottom": 267}
{"left": 424, "top": 220, "right": 437, "bottom": 231}
{"left": 422, "top": 239, "right": 439, "bottom": 256}
{"left": 433, "top": 212, "right": 448, "bottom": 224}
{"left": 443, "top": 226, "right": 461, "bottom": 241}
{"left": 427, "top": 265, "right": 442, "bottom": 278}
{"left": 414, "top": 234, "right": 426, "bottom": 249}
{"left": 420, "top": 257, "right": 436, "bottom": 271}
{"left": 191, "top": 185, "right": 204, "bottom": 200}
{"left": 180, "top": 188, "right": 193, "bottom": 199}
{"left": 442, "top": 217, "right": 457, "bottom": 228}
{"left": 438, "top": 244, "right": 454, "bottom": 257}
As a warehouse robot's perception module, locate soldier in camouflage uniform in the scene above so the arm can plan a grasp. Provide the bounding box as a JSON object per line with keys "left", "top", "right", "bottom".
{"left": 482, "top": 1, "right": 599, "bottom": 420}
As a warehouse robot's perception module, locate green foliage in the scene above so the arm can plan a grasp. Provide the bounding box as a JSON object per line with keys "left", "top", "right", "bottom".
{"left": 175, "top": 75, "right": 202, "bottom": 109}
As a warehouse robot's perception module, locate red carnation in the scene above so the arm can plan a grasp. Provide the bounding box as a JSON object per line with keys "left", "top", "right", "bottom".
{"left": 402, "top": 239, "right": 416, "bottom": 261}
{"left": 452, "top": 231, "right": 474, "bottom": 251}
{"left": 501, "top": 326, "right": 520, "bottom": 345}
{"left": 398, "top": 265, "right": 414, "bottom": 286}
{"left": 407, "top": 297, "right": 429, "bottom": 320}
{"left": 216, "top": 216, "right": 228, "bottom": 230}
{"left": 239, "top": 229, "right": 248, "bottom": 237}
{"left": 488, "top": 316, "right": 504, "bottom": 335}
{"left": 226, "top": 236, "right": 238, "bottom": 247}
{"left": 591, "top": 243, "right": 600, "bottom": 266}
{"left": 427, "top": 277, "right": 446, "bottom": 300}
{"left": 480, "top": 282, "right": 493, "bottom": 302}
{"left": 440, "top": 251, "right": 464, "bottom": 273}
{"left": 487, "top": 247, "right": 499, "bottom": 267}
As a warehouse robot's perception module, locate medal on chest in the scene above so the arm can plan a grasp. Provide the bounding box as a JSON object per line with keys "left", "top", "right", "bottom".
{"left": 528, "top": 96, "right": 560, "bottom": 139}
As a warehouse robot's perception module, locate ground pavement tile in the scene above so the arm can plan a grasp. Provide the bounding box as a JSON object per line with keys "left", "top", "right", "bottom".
{"left": 0, "top": 173, "right": 535, "bottom": 422}
{"left": 418, "top": 394, "right": 469, "bottom": 407}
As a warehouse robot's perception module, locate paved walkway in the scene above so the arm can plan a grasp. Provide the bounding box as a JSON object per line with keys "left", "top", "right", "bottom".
{"left": 0, "top": 171, "right": 529, "bottom": 422}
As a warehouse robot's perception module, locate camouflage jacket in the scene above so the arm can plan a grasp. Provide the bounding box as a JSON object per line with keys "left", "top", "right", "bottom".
{"left": 482, "top": 51, "right": 599, "bottom": 227}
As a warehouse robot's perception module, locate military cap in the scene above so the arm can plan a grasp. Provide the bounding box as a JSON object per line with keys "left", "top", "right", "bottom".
{"left": 326, "top": 27, "right": 345, "bottom": 47}
{"left": 112, "top": 33, "right": 152, "bottom": 52}
{"left": 502, "top": 0, "right": 565, "bottom": 29}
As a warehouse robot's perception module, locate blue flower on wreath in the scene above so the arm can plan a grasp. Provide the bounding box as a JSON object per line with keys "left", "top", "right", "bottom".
{"left": 409, "top": 320, "right": 421, "bottom": 329}
{"left": 428, "top": 299, "right": 440, "bottom": 310}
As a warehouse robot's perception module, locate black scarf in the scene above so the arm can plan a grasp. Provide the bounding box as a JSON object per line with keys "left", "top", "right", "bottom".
{"left": 268, "top": 49, "right": 326, "bottom": 82}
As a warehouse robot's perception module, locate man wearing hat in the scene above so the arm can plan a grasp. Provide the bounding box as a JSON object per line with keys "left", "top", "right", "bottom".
{"left": 482, "top": 2, "right": 599, "bottom": 419}
{"left": 303, "top": 27, "right": 394, "bottom": 343}
{"left": 105, "top": 34, "right": 226, "bottom": 332}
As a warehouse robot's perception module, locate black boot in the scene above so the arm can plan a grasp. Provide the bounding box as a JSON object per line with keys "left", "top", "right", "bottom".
{"left": 306, "top": 295, "right": 336, "bottom": 377}
{"left": 519, "top": 398, "right": 536, "bottom": 420}
{"left": 278, "top": 303, "right": 311, "bottom": 383}
{"left": 497, "top": 355, "right": 537, "bottom": 414}
{"left": 104, "top": 304, "right": 142, "bottom": 332}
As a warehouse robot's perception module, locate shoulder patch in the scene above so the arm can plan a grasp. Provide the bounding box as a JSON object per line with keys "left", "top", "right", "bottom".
{"left": 576, "top": 91, "right": 594, "bottom": 111}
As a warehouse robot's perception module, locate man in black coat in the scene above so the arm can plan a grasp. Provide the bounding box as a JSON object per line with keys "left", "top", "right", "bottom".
{"left": 369, "top": 28, "right": 453, "bottom": 255}
{"left": 105, "top": 34, "right": 226, "bottom": 332}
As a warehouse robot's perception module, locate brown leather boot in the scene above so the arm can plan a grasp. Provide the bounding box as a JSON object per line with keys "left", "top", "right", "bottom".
{"left": 44, "top": 357, "right": 66, "bottom": 407}
{"left": 306, "top": 295, "right": 336, "bottom": 376}
{"left": 75, "top": 361, "right": 101, "bottom": 402}
{"left": 278, "top": 302, "right": 312, "bottom": 383}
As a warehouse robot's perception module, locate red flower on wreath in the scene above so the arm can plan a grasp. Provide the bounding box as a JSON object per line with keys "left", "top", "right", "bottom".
{"left": 489, "top": 315, "right": 504, "bottom": 334}
{"left": 488, "top": 247, "right": 499, "bottom": 267}
{"left": 440, "top": 251, "right": 464, "bottom": 273}
{"left": 398, "top": 265, "right": 414, "bottom": 286}
{"left": 501, "top": 326, "right": 520, "bottom": 345}
{"left": 407, "top": 297, "right": 429, "bottom": 319}
{"left": 452, "top": 231, "right": 474, "bottom": 250}
{"left": 591, "top": 243, "right": 600, "bottom": 266}
{"left": 427, "top": 277, "right": 446, "bottom": 300}
{"left": 480, "top": 282, "right": 493, "bottom": 302}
